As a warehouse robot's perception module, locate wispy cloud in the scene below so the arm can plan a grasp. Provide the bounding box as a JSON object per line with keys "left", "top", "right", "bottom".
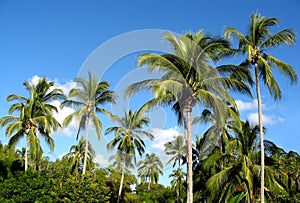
{"left": 94, "top": 153, "right": 110, "bottom": 166}
{"left": 151, "top": 127, "right": 181, "bottom": 151}
{"left": 49, "top": 100, "right": 78, "bottom": 137}
{"left": 29, "top": 75, "right": 77, "bottom": 95}
{"left": 53, "top": 79, "right": 77, "bottom": 96}
{"left": 236, "top": 99, "right": 262, "bottom": 112}
{"left": 247, "top": 112, "right": 285, "bottom": 125}
{"left": 29, "top": 75, "right": 41, "bottom": 86}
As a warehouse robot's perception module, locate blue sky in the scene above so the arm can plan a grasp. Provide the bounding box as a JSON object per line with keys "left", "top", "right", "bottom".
{"left": 0, "top": 0, "right": 299, "bottom": 185}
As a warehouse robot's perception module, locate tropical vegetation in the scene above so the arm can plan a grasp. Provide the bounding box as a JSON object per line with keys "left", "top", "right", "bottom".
{"left": 0, "top": 12, "right": 298, "bottom": 202}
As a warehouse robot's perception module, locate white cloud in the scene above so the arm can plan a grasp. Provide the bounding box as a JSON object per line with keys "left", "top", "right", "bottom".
{"left": 27, "top": 75, "right": 79, "bottom": 137}
{"left": 29, "top": 75, "right": 77, "bottom": 95}
{"left": 94, "top": 153, "right": 109, "bottom": 166}
{"left": 247, "top": 113, "right": 285, "bottom": 125}
{"left": 53, "top": 79, "right": 77, "bottom": 95}
{"left": 151, "top": 127, "right": 181, "bottom": 151}
{"left": 236, "top": 99, "right": 270, "bottom": 112}
{"left": 50, "top": 79, "right": 79, "bottom": 137}
{"left": 30, "top": 75, "right": 42, "bottom": 86}
{"left": 50, "top": 100, "right": 78, "bottom": 137}
{"left": 236, "top": 99, "right": 258, "bottom": 112}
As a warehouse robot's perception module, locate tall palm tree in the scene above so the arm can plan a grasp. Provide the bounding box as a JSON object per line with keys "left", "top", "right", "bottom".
{"left": 61, "top": 71, "right": 116, "bottom": 175}
{"left": 108, "top": 151, "right": 134, "bottom": 203}
{"left": 0, "top": 77, "right": 64, "bottom": 171}
{"left": 137, "top": 153, "right": 163, "bottom": 191}
{"left": 224, "top": 12, "right": 297, "bottom": 202}
{"left": 62, "top": 137, "right": 95, "bottom": 177}
{"left": 126, "top": 31, "right": 249, "bottom": 202}
{"left": 164, "top": 135, "right": 186, "bottom": 169}
{"left": 169, "top": 167, "right": 186, "bottom": 203}
{"left": 106, "top": 109, "right": 154, "bottom": 203}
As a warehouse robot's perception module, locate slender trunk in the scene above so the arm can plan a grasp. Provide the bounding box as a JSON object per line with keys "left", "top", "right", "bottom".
{"left": 35, "top": 147, "right": 39, "bottom": 171}
{"left": 185, "top": 103, "right": 193, "bottom": 203}
{"left": 82, "top": 116, "right": 90, "bottom": 175}
{"left": 117, "top": 155, "right": 126, "bottom": 203}
{"left": 219, "top": 130, "right": 224, "bottom": 170}
{"left": 177, "top": 178, "right": 180, "bottom": 203}
{"left": 255, "top": 63, "right": 264, "bottom": 203}
{"left": 148, "top": 181, "right": 151, "bottom": 192}
{"left": 178, "top": 159, "right": 181, "bottom": 203}
{"left": 25, "top": 136, "right": 28, "bottom": 171}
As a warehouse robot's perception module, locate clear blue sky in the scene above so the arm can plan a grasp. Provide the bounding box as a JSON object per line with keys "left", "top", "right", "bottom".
{"left": 0, "top": 0, "right": 299, "bottom": 185}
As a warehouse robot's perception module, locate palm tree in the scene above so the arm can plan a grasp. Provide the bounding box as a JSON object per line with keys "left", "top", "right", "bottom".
{"left": 126, "top": 31, "right": 248, "bottom": 202}
{"left": 106, "top": 109, "right": 154, "bottom": 203}
{"left": 0, "top": 77, "right": 64, "bottom": 171}
{"left": 206, "top": 121, "right": 288, "bottom": 202}
{"left": 192, "top": 103, "right": 241, "bottom": 170}
{"left": 264, "top": 141, "right": 300, "bottom": 202}
{"left": 164, "top": 135, "right": 186, "bottom": 169}
{"left": 61, "top": 71, "right": 116, "bottom": 175}
{"left": 169, "top": 167, "right": 186, "bottom": 203}
{"left": 108, "top": 151, "right": 134, "bottom": 172}
{"left": 62, "top": 137, "right": 95, "bottom": 177}
{"left": 108, "top": 151, "right": 134, "bottom": 203}
{"left": 224, "top": 12, "right": 297, "bottom": 202}
{"left": 137, "top": 153, "right": 163, "bottom": 191}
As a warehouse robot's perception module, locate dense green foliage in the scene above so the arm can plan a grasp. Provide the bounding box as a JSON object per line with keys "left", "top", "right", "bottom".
{"left": 0, "top": 12, "right": 299, "bottom": 202}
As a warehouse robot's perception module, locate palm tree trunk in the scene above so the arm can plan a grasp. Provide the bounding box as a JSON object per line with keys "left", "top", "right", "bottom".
{"left": 185, "top": 102, "right": 193, "bottom": 203}
{"left": 178, "top": 159, "right": 181, "bottom": 203}
{"left": 82, "top": 116, "right": 90, "bottom": 175}
{"left": 25, "top": 135, "right": 28, "bottom": 171}
{"left": 117, "top": 155, "right": 126, "bottom": 203}
{"left": 219, "top": 131, "right": 224, "bottom": 170}
{"left": 148, "top": 181, "right": 151, "bottom": 191}
{"left": 177, "top": 179, "right": 180, "bottom": 203}
{"left": 255, "top": 63, "right": 264, "bottom": 203}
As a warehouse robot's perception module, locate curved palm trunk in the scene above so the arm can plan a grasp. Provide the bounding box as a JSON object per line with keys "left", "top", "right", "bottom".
{"left": 25, "top": 135, "right": 29, "bottom": 171}
{"left": 185, "top": 103, "right": 193, "bottom": 203}
{"left": 255, "top": 63, "right": 265, "bottom": 203}
{"left": 117, "top": 155, "right": 126, "bottom": 203}
{"left": 82, "top": 116, "right": 90, "bottom": 175}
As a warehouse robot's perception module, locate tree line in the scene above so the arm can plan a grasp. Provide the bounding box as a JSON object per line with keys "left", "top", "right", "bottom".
{"left": 0, "top": 12, "right": 299, "bottom": 202}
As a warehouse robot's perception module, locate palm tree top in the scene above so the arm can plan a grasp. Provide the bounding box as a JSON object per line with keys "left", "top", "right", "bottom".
{"left": 224, "top": 12, "right": 297, "bottom": 100}
{"left": 106, "top": 109, "right": 153, "bottom": 164}
{"left": 61, "top": 71, "right": 116, "bottom": 140}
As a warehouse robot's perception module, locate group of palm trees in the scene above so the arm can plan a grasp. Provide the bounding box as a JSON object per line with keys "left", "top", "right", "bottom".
{"left": 0, "top": 12, "right": 297, "bottom": 202}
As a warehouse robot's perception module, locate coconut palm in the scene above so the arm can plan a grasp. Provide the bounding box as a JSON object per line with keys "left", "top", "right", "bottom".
{"left": 224, "top": 12, "right": 297, "bottom": 202}
{"left": 193, "top": 105, "right": 239, "bottom": 150}
{"left": 108, "top": 151, "right": 134, "bottom": 172}
{"left": 164, "top": 135, "right": 186, "bottom": 169}
{"left": 192, "top": 103, "right": 241, "bottom": 171}
{"left": 126, "top": 31, "right": 249, "bottom": 202}
{"left": 264, "top": 141, "right": 300, "bottom": 202}
{"left": 108, "top": 151, "right": 134, "bottom": 203}
{"left": 61, "top": 71, "right": 116, "bottom": 175}
{"left": 206, "top": 121, "right": 288, "bottom": 202}
{"left": 137, "top": 153, "right": 163, "bottom": 191}
{"left": 106, "top": 109, "right": 154, "bottom": 203}
{"left": 62, "top": 137, "right": 95, "bottom": 177}
{"left": 169, "top": 167, "right": 186, "bottom": 203}
{"left": 0, "top": 77, "right": 64, "bottom": 170}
